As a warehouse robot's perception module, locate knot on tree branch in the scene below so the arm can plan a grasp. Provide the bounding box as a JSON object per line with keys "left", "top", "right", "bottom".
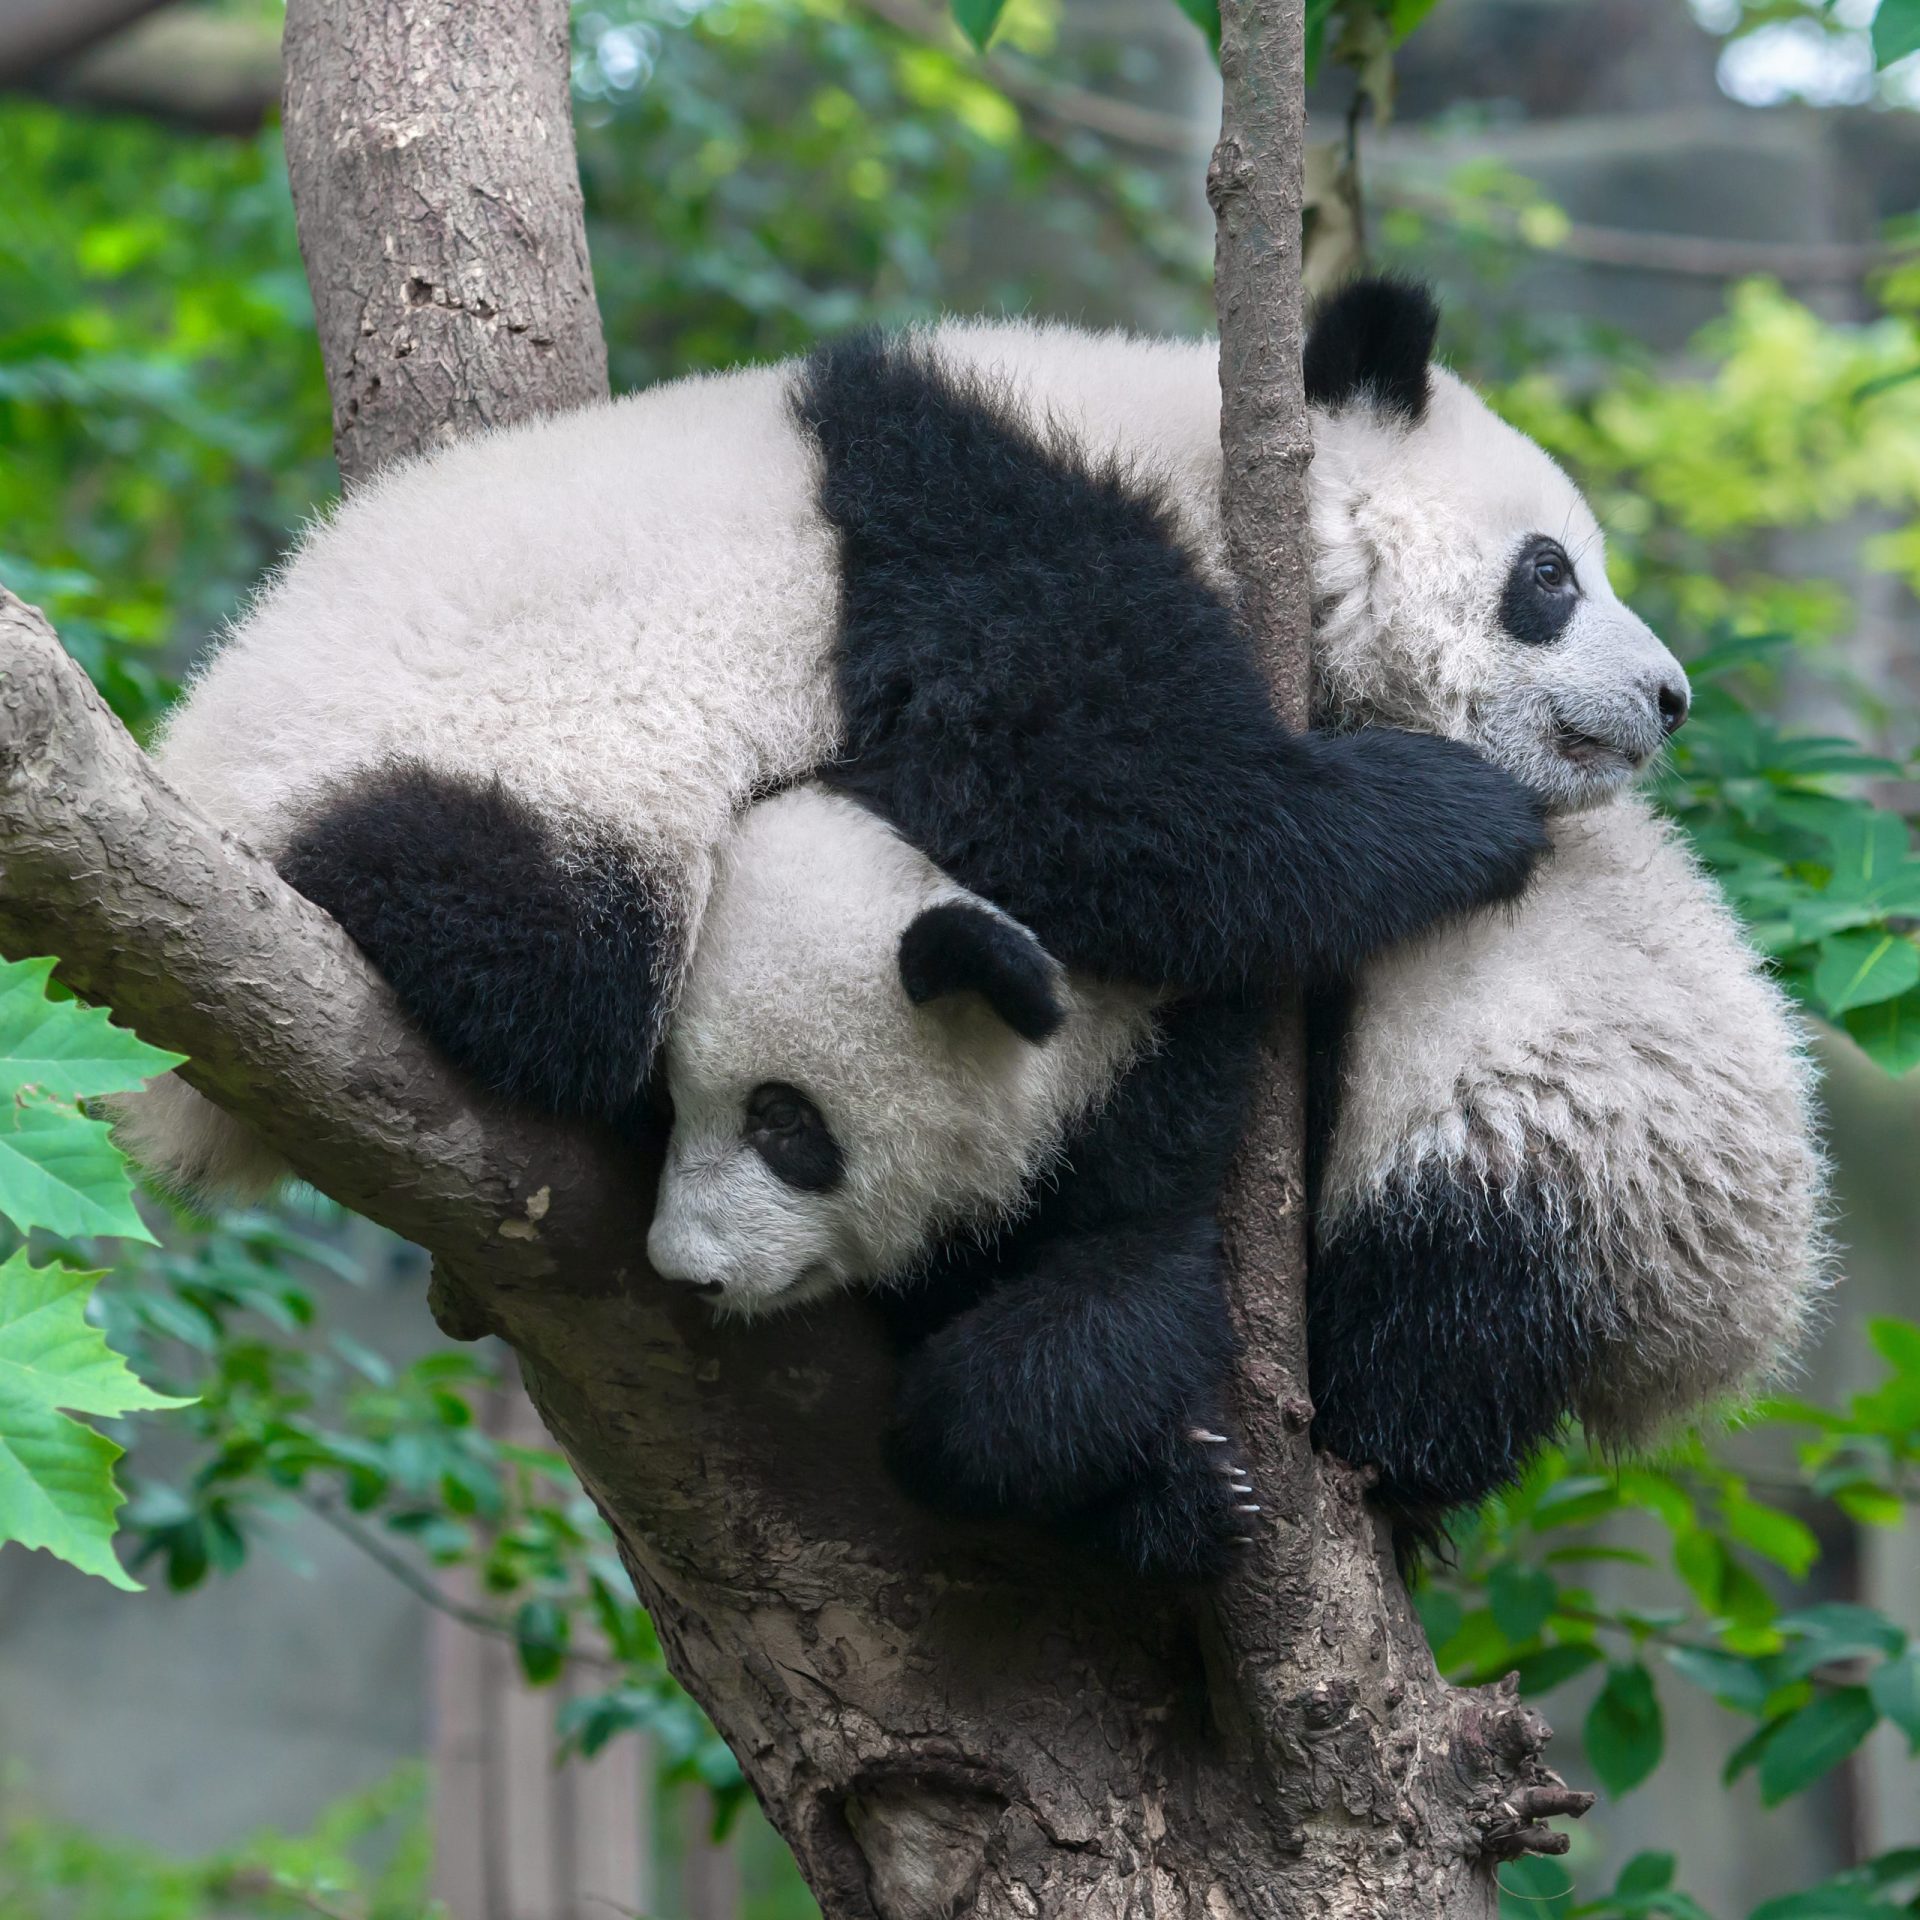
{"left": 1458, "top": 1674, "right": 1595, "bottom": 1862}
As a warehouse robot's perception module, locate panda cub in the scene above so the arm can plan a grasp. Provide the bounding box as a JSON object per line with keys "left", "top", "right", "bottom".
{"left": 648, "top": 283, "right": 1825, "bottom": 1569}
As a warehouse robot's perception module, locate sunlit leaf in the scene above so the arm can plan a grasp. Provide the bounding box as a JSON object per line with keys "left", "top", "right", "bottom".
{"left": 0, "top": 956, "right": 181, "bottom": 1101}
{"left": 0, "top": 1252, "right": 190, "bottom": 1588}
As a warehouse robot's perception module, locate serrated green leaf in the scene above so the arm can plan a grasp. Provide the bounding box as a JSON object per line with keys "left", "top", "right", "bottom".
{"left": 1873, "top": 0, "right": 1920, "bottom": 67}
{"left": 949, "top": 0, "right": 1008, "bottom": 49}
{"left": 1758, "top": 1688, "right": 1877, "bottom": 1804}
{"left": 0, "top": 1252, "right": 190, "bottom": 1589}
{"left": 0, "top": 956, "right": 181, "bottom": 1103}
{"left": 1845, "top": 990, "right": 1920, "bottom": 1075}
{"left": 0, "top": 1097, "right": 155, "bottom": 1242}
{"left": 1812, "top": 932, "right": 1920, "bottom": 1017}
{"left": 1868, "top": 1653, "right": 1920, "bottom": 1752}
{"left": 1585, "top": 1662, "right": 1664, "bottom": 1796}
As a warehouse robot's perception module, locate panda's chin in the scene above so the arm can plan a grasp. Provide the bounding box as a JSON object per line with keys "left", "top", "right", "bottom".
{"left": 705, "top": 1259, "right": 843, "bottom": 1320}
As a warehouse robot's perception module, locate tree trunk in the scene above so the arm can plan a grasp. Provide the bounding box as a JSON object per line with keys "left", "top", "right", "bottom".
{"left": 0, "top": 0, "right": 1590, "bottom": 1912}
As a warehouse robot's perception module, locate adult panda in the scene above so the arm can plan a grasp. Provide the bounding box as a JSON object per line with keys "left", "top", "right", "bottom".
{"left": 119, "top": 281, "right": 1543, "bottom": 1200}
{"left": 642, "top": 285, "right": 1824, "bottom": 1572}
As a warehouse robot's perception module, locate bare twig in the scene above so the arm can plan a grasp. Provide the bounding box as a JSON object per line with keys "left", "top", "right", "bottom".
{"left": 0, "top": 0, "right": 173, "bottom": 85}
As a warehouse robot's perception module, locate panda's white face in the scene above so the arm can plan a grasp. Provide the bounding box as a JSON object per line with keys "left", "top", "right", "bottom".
{"left": 1310, "top": 369, "right": 1689, "bottom": 812}
{"left": 645, "top": 787, "right": 1156, "bottom": 1315}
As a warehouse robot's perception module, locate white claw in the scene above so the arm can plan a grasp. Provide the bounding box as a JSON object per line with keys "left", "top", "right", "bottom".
{"left": 1235, "top": 1503, "right": 1261, "bottom": 1514}
{"left": 1231, "top": 1534, "right": 1256, "bottom": 1546}
{"left": 1189, "top": 1429, "right": 1230, "bottom": 1445}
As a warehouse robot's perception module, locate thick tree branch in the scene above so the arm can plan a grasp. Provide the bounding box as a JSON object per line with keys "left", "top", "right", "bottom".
{"left": 282, "top": 0, "right": 609, "bottom": 486}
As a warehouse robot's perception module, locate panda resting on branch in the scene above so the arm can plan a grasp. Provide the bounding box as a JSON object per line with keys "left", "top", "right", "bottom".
{"left": 118, "top": 280, "right": 1826, "bottom": 1577}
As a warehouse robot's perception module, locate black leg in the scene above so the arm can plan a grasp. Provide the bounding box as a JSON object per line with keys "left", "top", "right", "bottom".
{"left": 1308, "top": 1170, "right": 1621, "bottom": 1531}
{"left": 278, "top": 760, "right": 678, "bottom": 1122}
{"left": 884, "top": 1216, "right": 1246, "bottom": 1578}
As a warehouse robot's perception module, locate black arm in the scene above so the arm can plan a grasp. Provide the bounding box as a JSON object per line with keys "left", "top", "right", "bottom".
{"left": 800, "top": 330, "right": 1545, "bottom": 997}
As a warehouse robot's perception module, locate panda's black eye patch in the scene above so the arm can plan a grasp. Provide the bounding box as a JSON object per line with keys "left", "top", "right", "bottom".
{"left": 1500, "top": 536, "right": 1581, "bottom": 648}
{"left": 743, "top": 1081, "right": 844, "bottom": 1193}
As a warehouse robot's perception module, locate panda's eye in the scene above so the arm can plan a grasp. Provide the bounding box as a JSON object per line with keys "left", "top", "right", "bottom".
{"left": 743, "top": 1081, "right": 843, "bottom": 1192}
{"left": 1501, "top": 536, "right": 1582, "bottom": 647}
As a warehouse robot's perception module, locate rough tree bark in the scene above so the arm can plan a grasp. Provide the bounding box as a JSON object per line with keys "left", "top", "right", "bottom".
{"left": 0, "top": 0, "right": 1588, "bottom": 1911}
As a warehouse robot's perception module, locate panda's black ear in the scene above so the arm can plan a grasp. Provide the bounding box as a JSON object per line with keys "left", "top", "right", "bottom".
{"left": 1303, "top": 275, "right": 1439, "bottom": 424}
{"left": 899, "top": 902, "right": 1066, "bottom": 1045}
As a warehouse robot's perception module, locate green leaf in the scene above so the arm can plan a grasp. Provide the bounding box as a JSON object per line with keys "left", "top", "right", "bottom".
{"left": 1873, "top": 0, "right": 1920, "bottom": 67}
{"left": 1667, "top": 1644, "right": 1774, "bottom": 1715}
{"left": 1497, "top": 1853, "right": 1573, "bottom": 1918}
{"left": 0, "top": 1252, "right": 190, "bottom": 1589}
{"left": 1615, "top": 1851, "right": 1676, "bottom": 1896}
{"left": 1585, "top": 1662, "right": 1664, "bottom": 1796}
{"left": 1845, "top": 990, "right": 1920, "bottom": 1076}
{"left": 1757, "top": 1689, "right": 1877, "bottom": 1804}
{"left": 949, "top": 0, "right": 1008, "bottom": 49}
{"left": 1488, "top": 1563, "right": 1558, "bottom": 1642}
{"left": 0, "top": 956, "right": 181, "bottom": 1102}
{"left": 1812, "top": 932, "right": 1920, "bottom": 1018}
{"left": 1774, "top": 1603, "right": 1907, "bottom": 1679}
{"left": 1868, "top": 1317, "right": 1920, "bottom": 1375}
{"left": 515, "top": 1598, "right": 570, "bottom": 1686}
{"left": 0, "top": 1098, "right": 153, "bottom": 1242}
{"left": 1722, "top": 1496, "right": 1819, "bottom": 1577}
{"left": 1509, "top": 1642, "right": 1604, "bottom": 1695}
{"left": 1751, "top": 1887, "right": 1900, "bottom": 1920}
{"left": 1868, "top": 1653, "right": 1920, "bottom": 1752}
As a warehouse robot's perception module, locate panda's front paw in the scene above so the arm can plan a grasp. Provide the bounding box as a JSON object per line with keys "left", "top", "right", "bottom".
{"left": 1075, "top": 1423, "right": 1260, "bottom": 1581}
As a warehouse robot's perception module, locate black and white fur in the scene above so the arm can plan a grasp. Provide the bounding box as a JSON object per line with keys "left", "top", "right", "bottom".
{"left": 115, "top": 282, "right": 1822, "bottom": 1577}
{"left": 646, "top": 282, "right": 1825, "bottom": 1566}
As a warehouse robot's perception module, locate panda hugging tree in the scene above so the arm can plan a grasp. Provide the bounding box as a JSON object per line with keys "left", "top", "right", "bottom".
{"left": 0, "top": 1, "right": 1825, "bottom": 1916}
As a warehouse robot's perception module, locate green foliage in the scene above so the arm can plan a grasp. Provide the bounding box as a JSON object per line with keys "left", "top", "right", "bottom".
{"left": 0, "top": 957, "right": 184, "bottom": 1586}
{"left": 1440, "top": 1319, "right": 1920, "bottom": 1920}
{"left": 0, "top": 103, "right": 333, "bottom": 734}
{"left": 0, "top": 1764, "right": 439, "bottom": 1919}
{"left": 573, "top": 0, "right": 1209, "bottom": 392}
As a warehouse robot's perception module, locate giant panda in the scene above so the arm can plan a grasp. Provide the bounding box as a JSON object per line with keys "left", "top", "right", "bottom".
{"left": 639, "top": 283, "right": 1824, "bottom": 1570}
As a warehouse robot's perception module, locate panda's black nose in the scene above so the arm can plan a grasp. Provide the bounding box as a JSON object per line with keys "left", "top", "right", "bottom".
{"left": 1657, "top": 679, "right": 1689, "bottom": 736}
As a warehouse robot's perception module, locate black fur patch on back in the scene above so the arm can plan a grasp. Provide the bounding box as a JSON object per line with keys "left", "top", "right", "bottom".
{"left": 898, "top": 901, "right": 1064, "bottom": 1043}
{"left": 1307, "top": 1167, "right": 1620, "bottom": 1533}
{"left": 795, "top": 329, "right": 1546, "bottom": 998}
{"left": 278, "top": 761, "right": 675, "bottom": 1123}
{"left": 1303, "top": 276, "right": 1439, "bottom": 423}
